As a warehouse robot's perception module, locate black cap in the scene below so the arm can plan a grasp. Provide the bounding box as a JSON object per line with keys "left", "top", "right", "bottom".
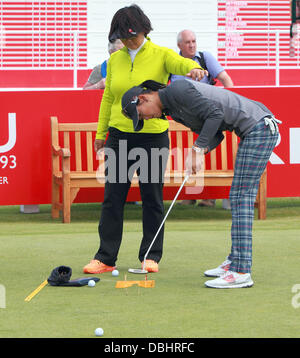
{"left": 121, "top": 80, "right": 167, "bottom": 132}
{"left": 121, "top": 86, "right": 145, "bottom": 131}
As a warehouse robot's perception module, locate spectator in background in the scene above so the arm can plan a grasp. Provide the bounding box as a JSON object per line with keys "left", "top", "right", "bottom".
{"left": 83, "top": 39, "right": 124, "bottom": 90}
{"left": 170, "top": 29, "right": 234, "bottom": 209}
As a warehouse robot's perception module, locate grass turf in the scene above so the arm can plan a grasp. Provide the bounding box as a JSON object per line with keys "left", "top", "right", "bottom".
{"left": 0, "top": 198, "right": 299, "bottom": 338}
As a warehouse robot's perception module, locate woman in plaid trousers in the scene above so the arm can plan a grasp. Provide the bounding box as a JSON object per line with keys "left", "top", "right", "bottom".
{"left": 121, "top": 78, "right": 281, "bottom": 288}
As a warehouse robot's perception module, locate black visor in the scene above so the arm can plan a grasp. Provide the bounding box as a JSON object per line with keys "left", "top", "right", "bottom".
{"left": 121, "top": 80, "right": 167, "bottom": 131}
{"left": 109, "top": 28, "right": 138, "bottom": 43}
{"left": 121, "top": 86, "right": 146, "bottom": 131}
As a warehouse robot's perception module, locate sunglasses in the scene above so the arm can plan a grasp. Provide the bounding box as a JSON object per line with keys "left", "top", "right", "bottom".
{"left": 121, "top": 96, "right": 140, "bottom": 119}
{"left": 121, "top": 29, "right": 138, "bottom": 40}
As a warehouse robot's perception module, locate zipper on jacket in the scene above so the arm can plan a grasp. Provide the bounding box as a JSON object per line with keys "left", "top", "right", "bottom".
{"left": 129, "top": 45, "right": 145, "bottom": 72}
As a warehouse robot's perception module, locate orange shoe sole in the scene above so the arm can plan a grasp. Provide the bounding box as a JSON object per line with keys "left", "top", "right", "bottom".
{"left": 142, "top": 260, "right": 159, "bottom": 273}
{"left": 83, "top": 264, "right": 116, "bottom": 274}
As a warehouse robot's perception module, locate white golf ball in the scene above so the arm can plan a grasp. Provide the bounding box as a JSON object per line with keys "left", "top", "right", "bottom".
{"left": 88, "top": 279, "right": 96, "bottom": 287}
{"left": 95, "top": 327, "right": 104, "bottom": 337}
{"left": 112, "top": 269, "right": 119, "bottom": 277}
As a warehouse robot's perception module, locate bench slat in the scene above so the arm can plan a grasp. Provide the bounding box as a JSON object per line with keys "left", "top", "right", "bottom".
{"left": 63, "top": 131, "right": 70, "bottom": 149}
{"left": 168, "top": 120, "right": 187, "bottom": 131}
{"left": 51, "top": 117, "right": 60, "bottom": 175}
{"left": 58, "top": 123, "right": 98, "bottom": 132}
{"left": 232, "top": 132, "right": 238, "bottom": 166}
{"left": 75, "top": 132, "right": 82, "bottom": 171}
{"left": 166, "top": 133, "right": 172, "bottom": 173}
{"left": 86, "top": 132, "right": 93, "bottom": 172}
{"left": 187, "top": 131, "right": 194, "bottom": 148}
{"left": 221, "top": 134, "right": 228, "bottom": 170}
{"left": 176, "top": 131, "right": 183, "bottom": 172}
{"left": 210, "top": 149, "right": 217, "bottom": 170}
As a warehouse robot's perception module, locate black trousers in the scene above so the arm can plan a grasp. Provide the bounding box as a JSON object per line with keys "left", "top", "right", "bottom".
{"left": 94, "top": 127, "right": 169, "bottom": 266}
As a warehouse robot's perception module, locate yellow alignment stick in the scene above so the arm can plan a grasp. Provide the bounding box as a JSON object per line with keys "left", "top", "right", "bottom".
{"left": 24, "top": 280, "right": 48, "bottom": 302}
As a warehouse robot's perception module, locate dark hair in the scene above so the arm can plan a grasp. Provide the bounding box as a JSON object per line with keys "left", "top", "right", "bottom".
{"left": 108, "top": 4, "right": 153, "bottom": 42}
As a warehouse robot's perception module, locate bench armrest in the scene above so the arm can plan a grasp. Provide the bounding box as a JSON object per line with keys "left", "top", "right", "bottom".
{"left": 52, "top": 145, "right": 71, "bottom": 158}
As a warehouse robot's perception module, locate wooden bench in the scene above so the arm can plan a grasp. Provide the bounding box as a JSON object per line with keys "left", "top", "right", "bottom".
{"left": 51, "top": 116, "right": 267, "bottom": 223}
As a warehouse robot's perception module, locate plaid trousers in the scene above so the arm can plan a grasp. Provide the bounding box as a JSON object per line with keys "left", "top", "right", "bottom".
{"left": 228, "top": 119, "right": 279, "bottom": 273}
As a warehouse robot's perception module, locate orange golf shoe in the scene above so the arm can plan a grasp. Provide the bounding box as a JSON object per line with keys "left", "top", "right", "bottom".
{"left": 142, "top": 260, "right": 159, "bottom": 273}
{"left": 83, "top": 259, "right": 116, "bottom": 274}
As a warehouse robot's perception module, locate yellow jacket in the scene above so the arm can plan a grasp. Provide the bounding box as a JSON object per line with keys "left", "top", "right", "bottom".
{"left": 96, "top": 38, "right": 201, "bottom": 139}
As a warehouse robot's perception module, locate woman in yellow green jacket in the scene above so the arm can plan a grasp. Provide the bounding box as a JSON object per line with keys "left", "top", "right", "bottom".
{"left": 83, "top": 4, "right": 206, "bottom": 275}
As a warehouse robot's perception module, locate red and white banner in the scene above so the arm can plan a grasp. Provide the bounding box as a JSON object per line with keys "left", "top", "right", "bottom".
{"left": 0, "top": 87, "right": 299, "bottom": 205}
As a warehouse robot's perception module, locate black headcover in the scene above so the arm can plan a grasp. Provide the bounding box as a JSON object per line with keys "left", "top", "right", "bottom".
{"left": 48, "top": 265, "right": 72, "bottom": 286}
{"left": 47, "top": 266, "right": 100, "bottom": 287}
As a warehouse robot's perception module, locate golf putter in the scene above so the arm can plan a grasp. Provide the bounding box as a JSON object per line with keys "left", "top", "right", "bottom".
{"left": 128, "top": 173, "right": 190, "bottom": 274}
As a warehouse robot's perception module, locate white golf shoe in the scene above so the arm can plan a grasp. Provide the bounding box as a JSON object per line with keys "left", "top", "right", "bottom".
{"left": 204, "top": 258, "right": 232, "bottom": 277}
{"left": 205, "top": 270, "right": 254, "bottom": 289}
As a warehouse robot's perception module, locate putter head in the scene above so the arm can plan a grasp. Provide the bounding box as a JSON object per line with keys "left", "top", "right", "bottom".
{"left": 128, "top": 268, "right": 148, "bottom": 274}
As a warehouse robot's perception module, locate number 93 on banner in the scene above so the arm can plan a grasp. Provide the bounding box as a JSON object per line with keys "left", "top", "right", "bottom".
{"left": 0, "top": 155, "right": 16, "bottom": 169}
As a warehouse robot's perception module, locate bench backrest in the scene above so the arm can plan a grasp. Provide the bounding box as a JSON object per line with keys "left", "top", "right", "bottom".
{"left": 168, "top": 121, "right": 238, "bottom": 173}
{"left": 51, "top": 116, "right": 239, "bottom": 175}
{"left": 51, "top": 117, "right": 98, "bottom": 173}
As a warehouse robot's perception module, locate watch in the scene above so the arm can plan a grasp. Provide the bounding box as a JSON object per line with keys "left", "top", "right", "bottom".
{"left": 192, "top": 145, "right": 205, "bottom": 153}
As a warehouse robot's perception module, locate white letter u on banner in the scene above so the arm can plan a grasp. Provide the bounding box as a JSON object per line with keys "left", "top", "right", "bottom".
{"left": 0, "top": 113, "right": 16, "bottom": 153}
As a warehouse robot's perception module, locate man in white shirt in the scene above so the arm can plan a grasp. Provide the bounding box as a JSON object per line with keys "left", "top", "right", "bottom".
{"left": 171, "top": 30, "right": 234, "bottom": 209}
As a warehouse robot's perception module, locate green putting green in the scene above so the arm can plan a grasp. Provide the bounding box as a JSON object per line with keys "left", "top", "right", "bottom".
{"left": 0, "top": 199, "right": 299, "bottom": 338}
